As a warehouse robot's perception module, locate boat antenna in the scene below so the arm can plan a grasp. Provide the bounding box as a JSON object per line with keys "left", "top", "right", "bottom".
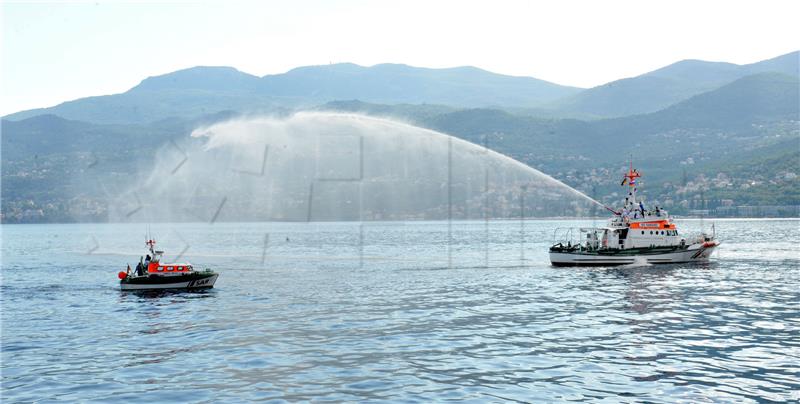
{"left": 700, "top": 187, "right": 705, "bottom": 234}
{"left": 629, "top": 153, "right": 633, "bottom": 174}
{"left": 591, "top": 185, "right": 597, "bottom": 229}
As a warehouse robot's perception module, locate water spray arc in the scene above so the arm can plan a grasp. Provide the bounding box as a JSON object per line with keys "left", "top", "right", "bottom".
{"left": 116, "top": 112, "right": 603, "bottom": 222}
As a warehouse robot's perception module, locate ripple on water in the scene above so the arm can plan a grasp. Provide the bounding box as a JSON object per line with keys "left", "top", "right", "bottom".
{"left": 2, "top": 220, "right": 800, "bottom": 401}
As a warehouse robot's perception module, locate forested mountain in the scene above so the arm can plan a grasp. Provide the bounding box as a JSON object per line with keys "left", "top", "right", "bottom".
{"left": 3, "top": 51, "right": 798, "bottom": 222}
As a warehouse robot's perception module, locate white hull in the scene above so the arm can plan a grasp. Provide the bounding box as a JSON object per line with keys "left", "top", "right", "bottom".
{"left": 550, "top": 244, "right": 717, "bottom": 266}
{"left": 120, "top": 274, "right": 218, "bottom": 291}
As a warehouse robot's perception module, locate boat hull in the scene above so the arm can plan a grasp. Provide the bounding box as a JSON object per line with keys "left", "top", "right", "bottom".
{"left": 550, "top": 244, "right": 718, "bottom": 266}
{"left": 120, "top": 272, "right": 218, "bottom": 291}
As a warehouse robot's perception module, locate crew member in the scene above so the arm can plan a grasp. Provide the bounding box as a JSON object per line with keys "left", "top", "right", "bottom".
{"left": 135, "top": 257, "right": 145, "bottom": 276}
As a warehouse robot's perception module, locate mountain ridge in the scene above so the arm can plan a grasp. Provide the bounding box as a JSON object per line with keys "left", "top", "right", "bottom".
{"left": 549, "top": 50, "right": 799, "bottom": 118}
{"left": 5, "top": 51, "right": 797, "bottom": 124}
{"left": 4, "top": 63, "right": 582, "bottom": 124}
{"left": 130, "top": 66, "right": 260, "bottom": 93}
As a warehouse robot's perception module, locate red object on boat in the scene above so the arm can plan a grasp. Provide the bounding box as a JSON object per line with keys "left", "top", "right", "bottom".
{"left": 118, "top": 271, "right": 128, "bottom": 280}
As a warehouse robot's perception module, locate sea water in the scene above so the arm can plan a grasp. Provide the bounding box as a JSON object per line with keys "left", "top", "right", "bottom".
{"left": 1, "top": 219, "right": 798, "bottom": 402}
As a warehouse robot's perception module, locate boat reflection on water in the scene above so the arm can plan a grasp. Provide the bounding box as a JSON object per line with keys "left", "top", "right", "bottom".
{"left": 122, "top": 288, "right": 218, "bottom": 300}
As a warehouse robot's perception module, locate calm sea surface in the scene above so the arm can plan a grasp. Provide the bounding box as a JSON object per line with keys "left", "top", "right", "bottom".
{"left": 2, "top": 219, "right": 799, "bottom": 402}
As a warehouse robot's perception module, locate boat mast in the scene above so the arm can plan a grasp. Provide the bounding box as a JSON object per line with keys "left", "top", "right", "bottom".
{"left": 622, "top": 156, "right": 641, "bottom": 215}
{"left": 629, "top": 158, "right": 636, "bottom": 207}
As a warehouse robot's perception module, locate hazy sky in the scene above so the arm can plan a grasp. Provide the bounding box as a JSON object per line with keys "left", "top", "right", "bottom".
{"left": 2, "top": 0, "right": 798, "bottom": 115}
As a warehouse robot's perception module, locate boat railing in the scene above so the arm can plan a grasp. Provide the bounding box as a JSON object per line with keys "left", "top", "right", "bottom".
{"left": 552, "top": 227, "right": 575, "bottom": 246}
{"left": 552, "top": 226, "right": 610, "bottom": 252}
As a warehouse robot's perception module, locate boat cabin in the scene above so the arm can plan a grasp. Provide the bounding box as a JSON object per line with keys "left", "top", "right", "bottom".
{"left": 147, "top": 262, "right": 193, "bottom": 274}
{"left": 580, "top": 219, "right": 683, "bottom": 251}
{"left": 143, "top": 240, "right": 194, "bottom": 275}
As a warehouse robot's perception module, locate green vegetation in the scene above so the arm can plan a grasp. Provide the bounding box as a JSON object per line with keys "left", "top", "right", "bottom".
{"left": 2, "top": 53, "right": 798, "bottom": 222}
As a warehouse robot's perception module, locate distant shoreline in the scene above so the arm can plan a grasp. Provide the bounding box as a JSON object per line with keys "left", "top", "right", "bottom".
{"left": 2, "top": 216, "right": 799, "bottom": 225}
